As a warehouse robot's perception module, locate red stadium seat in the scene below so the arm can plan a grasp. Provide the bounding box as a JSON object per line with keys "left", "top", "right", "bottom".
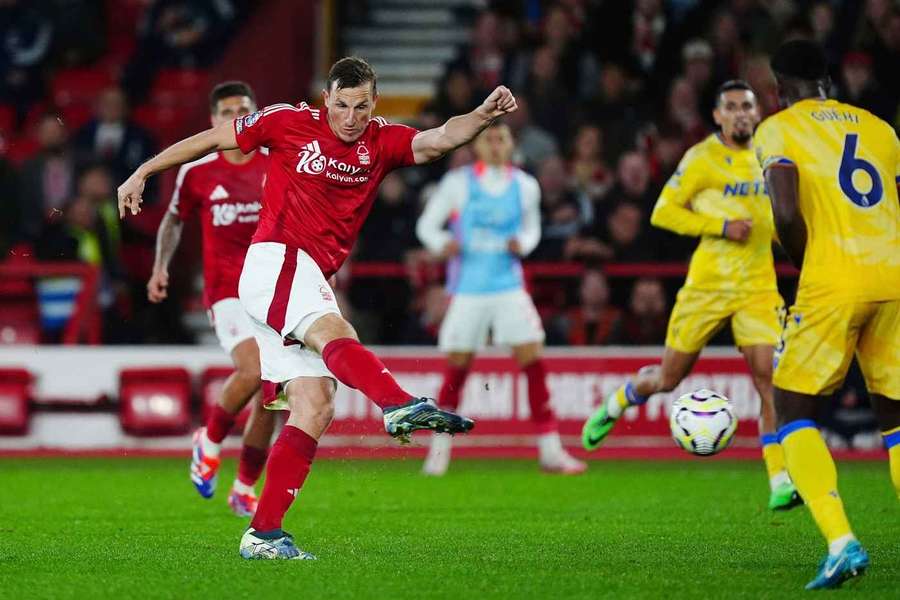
{"left": 0, "top": 104, "right": 15, "bottom": 135}
{"left": 0, "top": 368, "right": 32, "bottom": 434}
{"left": 119, "top": 367, "right": 192, "bottom": 435}
{"left": 51, "top": 68, "right": 113, "bottom": 109}
{"left": 201, "top": 367, "right": 252, "bottom": 433}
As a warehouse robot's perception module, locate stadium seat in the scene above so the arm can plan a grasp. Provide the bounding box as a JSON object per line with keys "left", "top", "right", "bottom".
{"left": 0, "top": 368, "right": 32, "bottom": 434}
{"left": 201, "top": 367, "right": 252, "bottom": 433}
{"left": 119, "top": 367, "right": 192, "bottom": 435}
{"left": 51, "top": 68, "right": 113, "bottom": 109}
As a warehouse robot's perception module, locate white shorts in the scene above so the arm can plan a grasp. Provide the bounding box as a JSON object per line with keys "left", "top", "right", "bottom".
{"left": 438, "top": 288, "right": 545, "bottom": 352}
{"left": 238, "top": 242, "right": 340, "bottom": 384}
{"left": 208, "top": 297, "right": 255, "bottom": 354}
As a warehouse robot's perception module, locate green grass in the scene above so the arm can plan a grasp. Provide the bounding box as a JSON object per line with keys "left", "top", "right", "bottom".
{"left": 0, "top": 458, "right": 896, "bottom": 599}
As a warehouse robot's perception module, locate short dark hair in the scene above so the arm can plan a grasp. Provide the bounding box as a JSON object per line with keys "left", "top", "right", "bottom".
{"left": 771, "top": 39, "right": 829, "bottom": 82}
{"left": 327, "top": 56, "right": 377, "bottom": 94}
{"left": 209, "top": 81, "right": 256, "bottom": 113}
{"left": 716, "top": 79, "right": 754, "bottom": 105}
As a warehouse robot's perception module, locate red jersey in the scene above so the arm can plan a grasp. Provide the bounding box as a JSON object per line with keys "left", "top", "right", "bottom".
{"left": 233, "top": 102, "right": 419, "bottom": 278}
{"left": 168, "top": 151, "right": 267, "bottom": 307}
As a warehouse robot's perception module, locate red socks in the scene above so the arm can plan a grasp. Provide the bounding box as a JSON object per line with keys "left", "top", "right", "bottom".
{"left": 237, "top": 444, "right": 269, "bottom": 487}
{"left": 524, "top": 360, "right": 557, "bottom": 433}
{"left": 438, "top": 365, "right": 470, "bottom": 410}
{"left": 205, "top": 404, "right": 236, "bottom": 444}
{"left": 322, "top": 338, "right": 413, "bottom": 409}
{"left": 251, "top": 425, "right": 317, "bottom": 532}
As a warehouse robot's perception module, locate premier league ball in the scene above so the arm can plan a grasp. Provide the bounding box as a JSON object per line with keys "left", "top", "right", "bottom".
{"left": 669, "top": 389, "right": 737, "bottom": 456}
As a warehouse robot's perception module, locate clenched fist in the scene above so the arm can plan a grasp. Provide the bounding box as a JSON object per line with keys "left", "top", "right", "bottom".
{"left": 477, "top": 86, "right": 518, "bottom": 120}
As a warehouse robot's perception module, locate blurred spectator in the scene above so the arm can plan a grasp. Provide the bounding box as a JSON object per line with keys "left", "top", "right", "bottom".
{"left": 607, "top": 151, "right": 657, "bottom": 210}
{"left": 531, "top": 155, "right": 584, "bottom": 261}
{"left": 651, "top": 123, "right": 686, "bottom": 182}
{"left": 74, "top": 86, "right": 157, "bottom": 189}
{"left": 122, "top": 0, "right": 236, "bottom": 100}
{"left": 0, "top": 143, "right": 19, "bottom": 253}
{"left": 49, "top": 0, "right": 106, "bottom": 67}
{"left": 681, "top": 39, "right": 716, "bottom": 122}
{"left": 507, "top": 96, "right": 558, "bottom": 171}
{"left": 356, "top": 172, "right": 419, "bottom": 262}
{"left": 423, "top": 66, "right": 481, "bottom": 126}
{"left": 620, "top": 277, "right": 667, "bottom": 345}
{"left": 0, "top": 0, "right": 54, "bottom": 120}
{"left": 866, "top": 7, "right": 900, "bottom": 119}
{"left": 548, "top": 269, "right": 623, "bottom": 346}
{"left": 631, "top": 0, "right": 667, "bottom": 74}
{"left": 447, "top": 11, "right": 506, "bottom": 92}
{"left": 522, "top": 45, "right": 571, "bottom": 142}
{"left": 664, "top": 77, "right": 707, "bottom": 148}
{"left": 835, "top": 52, "right": 894, "bottom": 122}
{"left": 76, "top": 162, "right": 121, "bottom": 252}
{"left": 600, "top": 200, "right": 657, "bottom": 262}
{"left": 540, "top": 3, "right": 598, "bottom": 98}
{"left": 577, "top": 61, "right": 646, "bottom": 161}
{"left": 18, "top": 113, "right": 75, "bottom": 241}
{"left": 35, "top": 193, "right": 127, "bottom": 341}
{"left": 567, "top": 123, "right": 612, "bottom": 209}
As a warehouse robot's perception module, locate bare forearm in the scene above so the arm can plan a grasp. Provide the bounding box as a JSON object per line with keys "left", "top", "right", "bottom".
{"left": 154, "top": 213, "right": 184, "bottom": 272}
{"left": 138, "top": 121, "right": 237, "bottom": 179}
{"left": 766, "top": 167, "right": 806, "bottom": 266}
{"left": 416, "top": 110, "right": 493, "bottom": 163}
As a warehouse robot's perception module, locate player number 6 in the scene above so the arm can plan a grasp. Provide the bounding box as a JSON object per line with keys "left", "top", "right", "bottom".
{"left": 838, "top": 133, "right": 883, "bottom": 208}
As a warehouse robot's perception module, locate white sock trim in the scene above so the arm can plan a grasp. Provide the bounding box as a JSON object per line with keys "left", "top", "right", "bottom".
{"left": 769, "top": 470, "right": 791, "bottom": 491}
{"left": 232, "top": 479, "right": 255, "bottom": 495}
{"left": 200, "top": 429, "right": 221, "bottom": 458}
{"left": 828, "top": 533, "right": 856, "bottom": 557}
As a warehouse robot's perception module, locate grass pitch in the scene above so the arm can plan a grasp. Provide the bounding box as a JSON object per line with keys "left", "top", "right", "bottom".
{"left": 0, "top": 457, "right": 896, "bottom": 599}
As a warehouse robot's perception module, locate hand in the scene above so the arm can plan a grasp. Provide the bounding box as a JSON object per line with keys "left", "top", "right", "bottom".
{"left": 507, "top": 238, "right": 522, "bottom": 256}
{"left": 442, "top": 239, "right": 461, "bottom": 258}
{"left": 118, "top": 171, "right": 146, "bottom": 218}
{"left": 147, "top": 268, "right": 169, "bottom": 303}
{"left": 476, "top": 85, "right": 518, "bottom": 120}
{"left": 723, "top": 219, "right": 752, "bottom": 243}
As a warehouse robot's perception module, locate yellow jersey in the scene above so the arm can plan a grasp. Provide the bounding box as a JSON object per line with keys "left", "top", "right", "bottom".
{"left": 651, "top": 133, "right": 776, "bottom": 292}
{"left": 755, "top": 98, "right": 900, "bottom": 305}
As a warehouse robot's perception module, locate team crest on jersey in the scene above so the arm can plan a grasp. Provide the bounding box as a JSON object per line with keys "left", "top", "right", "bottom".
{"left": 356, "top": 142, "right": 370, "bottom": 165}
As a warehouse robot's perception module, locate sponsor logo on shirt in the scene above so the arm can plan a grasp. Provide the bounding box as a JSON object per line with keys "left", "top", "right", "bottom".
{"left": 211, "top": 201, "right": 262, "bottom": 226}
{"left": 296, "top": 139, "right": 369, "bottom": 183}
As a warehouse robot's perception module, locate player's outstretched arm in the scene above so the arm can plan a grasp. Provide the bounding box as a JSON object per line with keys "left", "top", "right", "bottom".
{"left": 765, "top": 164, "right": 807, "bottom": 266}
{"left": 411, "top": 85, "right": 517, "bottom": 164}
{"left": 118, "top": 120, "right": 239, "bottom": 218}
{"left": 147, "top": 212, "right": 184, "bottom": 303}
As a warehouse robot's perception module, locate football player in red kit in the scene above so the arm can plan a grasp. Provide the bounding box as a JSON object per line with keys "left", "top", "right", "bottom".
{"left": 148, "top": 81, "right": 272, "bottom": 517}
{"left": 120, "top": 56, "right": 516, "bottom": 560}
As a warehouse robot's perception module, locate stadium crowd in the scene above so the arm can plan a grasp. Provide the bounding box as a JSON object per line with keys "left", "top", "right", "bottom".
{"left": 0, "top": 0, "right": 898, "bottom": 369}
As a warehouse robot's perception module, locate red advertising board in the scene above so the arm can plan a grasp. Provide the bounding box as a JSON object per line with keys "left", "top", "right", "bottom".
{"left": 324, "top": 354, "right": 762, "bottom": 448}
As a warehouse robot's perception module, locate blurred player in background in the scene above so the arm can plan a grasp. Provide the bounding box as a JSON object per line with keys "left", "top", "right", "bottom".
{"left": 120, "top": 56, "right": 517, "bottom": 560}
{"left": 149, "top": 81, "right": 273, "bottom": 517}
{"left": 581, "top": 80, "right": 799, "bottom": 511}
{"left": 757, "top": 40, "right": 900, "bottom": 589}
{"left": 416, "top": 122, "right": 586, "bottom": 476}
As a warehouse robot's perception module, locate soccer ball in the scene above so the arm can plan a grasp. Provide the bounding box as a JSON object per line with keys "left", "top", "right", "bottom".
{"left": 669, "top": 389, "right": 737, "bottom": 456}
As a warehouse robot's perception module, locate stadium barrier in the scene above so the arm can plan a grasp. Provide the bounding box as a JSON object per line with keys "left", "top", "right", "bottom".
{"left": 0, "top": 345, "right": 884, "bottom": 460}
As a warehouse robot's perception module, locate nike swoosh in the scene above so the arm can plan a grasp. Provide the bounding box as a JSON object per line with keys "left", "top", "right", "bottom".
{"left": 824, "top": 556, "right": 846, "bottom": 579}
{"left": 586, "top": 431, "right": 606, "bottom": 446}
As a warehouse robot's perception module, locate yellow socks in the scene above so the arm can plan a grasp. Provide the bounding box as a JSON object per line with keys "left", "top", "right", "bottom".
{"left": 883, "top": 426, "right": 900, "bottom": 500}
{"left": 760, "top": 433, "right": 790, "bottom": 488}
{"left": 779, "top": 420, "right": 853, "bottom": 545}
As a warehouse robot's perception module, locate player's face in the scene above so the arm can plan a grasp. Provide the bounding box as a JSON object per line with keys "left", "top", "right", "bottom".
{"left": 324, "top": 82, "right": 377, "bottom": 143}
{"left": 211, "top": 95, "right": 256, "bottom": 128}
{"left": 713, "top": 89, "right": 759, "bottom": 145}
{"left": 474, "top": 126, "right": 514, "bottom": 165}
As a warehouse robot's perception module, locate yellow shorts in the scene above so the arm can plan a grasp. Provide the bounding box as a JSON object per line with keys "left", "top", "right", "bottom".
{"left": 665, "top": 288, "right": 783, "bottom": 353}
{"left": 773, "top": 300, "right": 900, "bottom": 398}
